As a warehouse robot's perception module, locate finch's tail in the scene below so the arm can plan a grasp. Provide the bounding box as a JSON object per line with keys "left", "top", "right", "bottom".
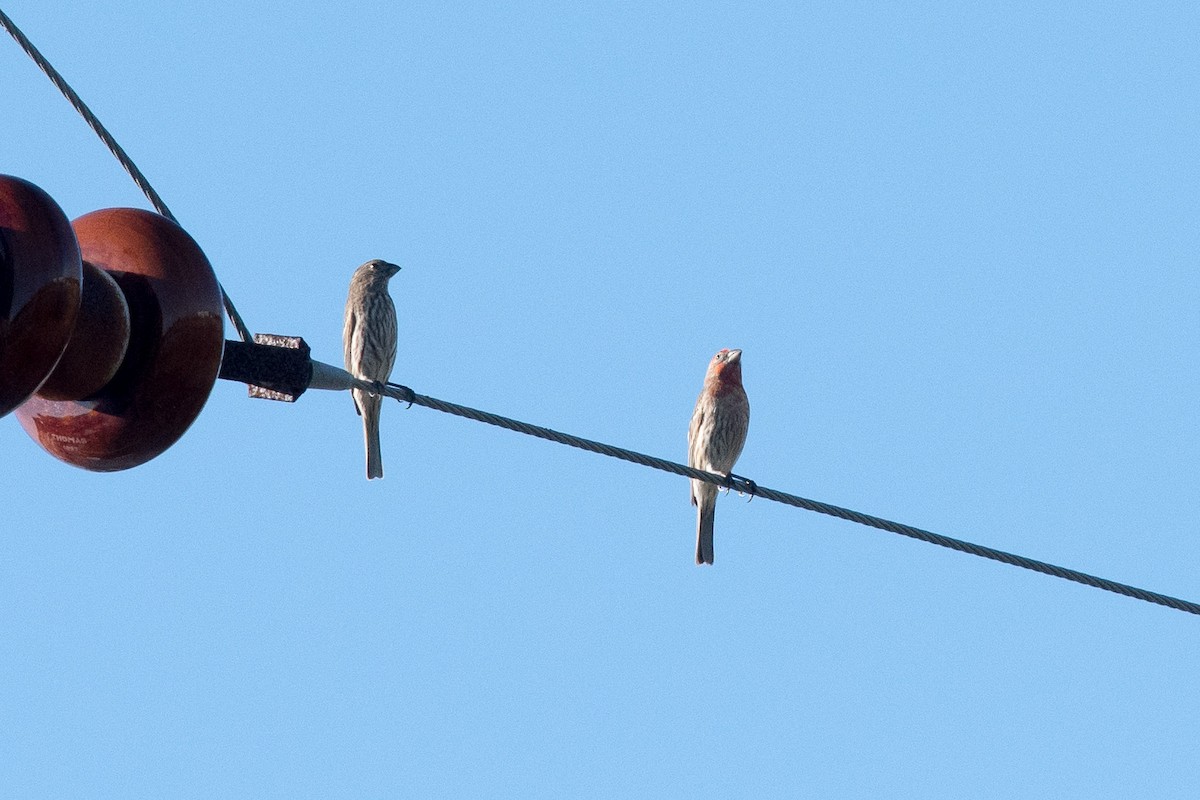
{"left": 695, "top": 498, "right": 716, "bottom": 565}
{"left": 362, "top": 392, "right": 384, "bottom": 479}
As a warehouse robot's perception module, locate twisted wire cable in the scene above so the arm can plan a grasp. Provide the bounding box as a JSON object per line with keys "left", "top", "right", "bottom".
{"left": 337, "top": 375, "right": 1200, "bottom": 617}
{"left": 0, "top": 7, "right": 253, "bottom": 343}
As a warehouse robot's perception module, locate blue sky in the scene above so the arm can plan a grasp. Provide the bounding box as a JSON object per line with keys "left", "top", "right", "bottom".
{"left": 3, "top": 1, "right": 1199, "bottom": 797}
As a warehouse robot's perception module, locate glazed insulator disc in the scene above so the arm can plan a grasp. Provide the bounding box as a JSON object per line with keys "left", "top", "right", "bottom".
{"left": 16, "top": 208, "right": 224, "bottom": 471}
{"left": 0, "top": 175, "right": 82, "bottom": 416}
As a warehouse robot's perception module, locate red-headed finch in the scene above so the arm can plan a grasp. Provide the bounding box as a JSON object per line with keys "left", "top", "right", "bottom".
{"left": 343, "top": 259, "right": 400, "bottom": 479}
{"left": 687, "top": 348, "right": 750, "bottom": 564}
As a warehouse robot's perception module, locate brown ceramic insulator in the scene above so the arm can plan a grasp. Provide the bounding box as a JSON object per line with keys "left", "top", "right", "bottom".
{"left": 16, "top": 208, "right": 225, "bottom": 471}
{"left": 36, "top": 261, "right": 131, "bottom": 400}
{"left": 0, "top": 175, "right": 82, "bottom": 416}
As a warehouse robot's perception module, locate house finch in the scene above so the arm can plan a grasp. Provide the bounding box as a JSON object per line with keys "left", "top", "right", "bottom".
{"left": 343, "top": 259, "right": 400, "bottom": 479}
{"left": 687, "top": 348, "right": 750, "bottom": 565}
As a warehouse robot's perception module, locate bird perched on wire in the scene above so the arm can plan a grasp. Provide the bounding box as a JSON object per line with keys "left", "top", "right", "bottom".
{"left": 343, "top": 259, "right": 400, "bottom": 479}
{"left": 687, "top": 348, "right": 750, "bottom": 565}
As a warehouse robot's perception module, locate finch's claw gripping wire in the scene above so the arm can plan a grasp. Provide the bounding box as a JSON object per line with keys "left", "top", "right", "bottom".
{"left": 386, "top": 381, "right": 416, "bottom": 408}
{"left": 728, "top": 474, "right": 757, "bottom": 502}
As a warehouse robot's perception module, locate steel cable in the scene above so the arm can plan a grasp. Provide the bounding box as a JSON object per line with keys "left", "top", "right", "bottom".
{"left": 356, "top": 376, "right": 1200, "bottom": 617}
{"left": 0, "top": 7, "right": 253, "bottom": 342}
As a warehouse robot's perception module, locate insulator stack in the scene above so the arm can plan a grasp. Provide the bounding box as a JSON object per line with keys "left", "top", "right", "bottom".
{"left": 0, "top": 175, "right": 225, "bottom": 470}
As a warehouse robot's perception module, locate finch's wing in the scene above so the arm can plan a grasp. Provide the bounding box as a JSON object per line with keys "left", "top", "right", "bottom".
{"left": 343, "top": 310, "right": 357, "bottom": 368}
{"left": 343, "top": 310, "right": 364, "bottom": 416}
{"left": 687, "top": 400, "right": 707, "bottom": 506}
{"left": 687, "top": 403, "right": 705, "bottom": 462}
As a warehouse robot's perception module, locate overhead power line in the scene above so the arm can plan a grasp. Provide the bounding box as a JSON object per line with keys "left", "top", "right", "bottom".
{"left": 0, "top": 6, "right": 253, "bottom": 343}
{"left": 326, "top": 373, "right": 1200, "bottom": 618}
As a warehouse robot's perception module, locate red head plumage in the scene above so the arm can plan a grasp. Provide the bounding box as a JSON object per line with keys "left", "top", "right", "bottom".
{"left": 704, "top": 348, "right": 743, "bottom": 393}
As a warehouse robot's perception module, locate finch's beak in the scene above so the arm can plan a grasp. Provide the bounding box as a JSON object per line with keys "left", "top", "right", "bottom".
{"left": 385, "top": 262, "right": 401, "bottom": 277}
{"left": 727, "top": 349, "right": 742, "bottom": 363}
